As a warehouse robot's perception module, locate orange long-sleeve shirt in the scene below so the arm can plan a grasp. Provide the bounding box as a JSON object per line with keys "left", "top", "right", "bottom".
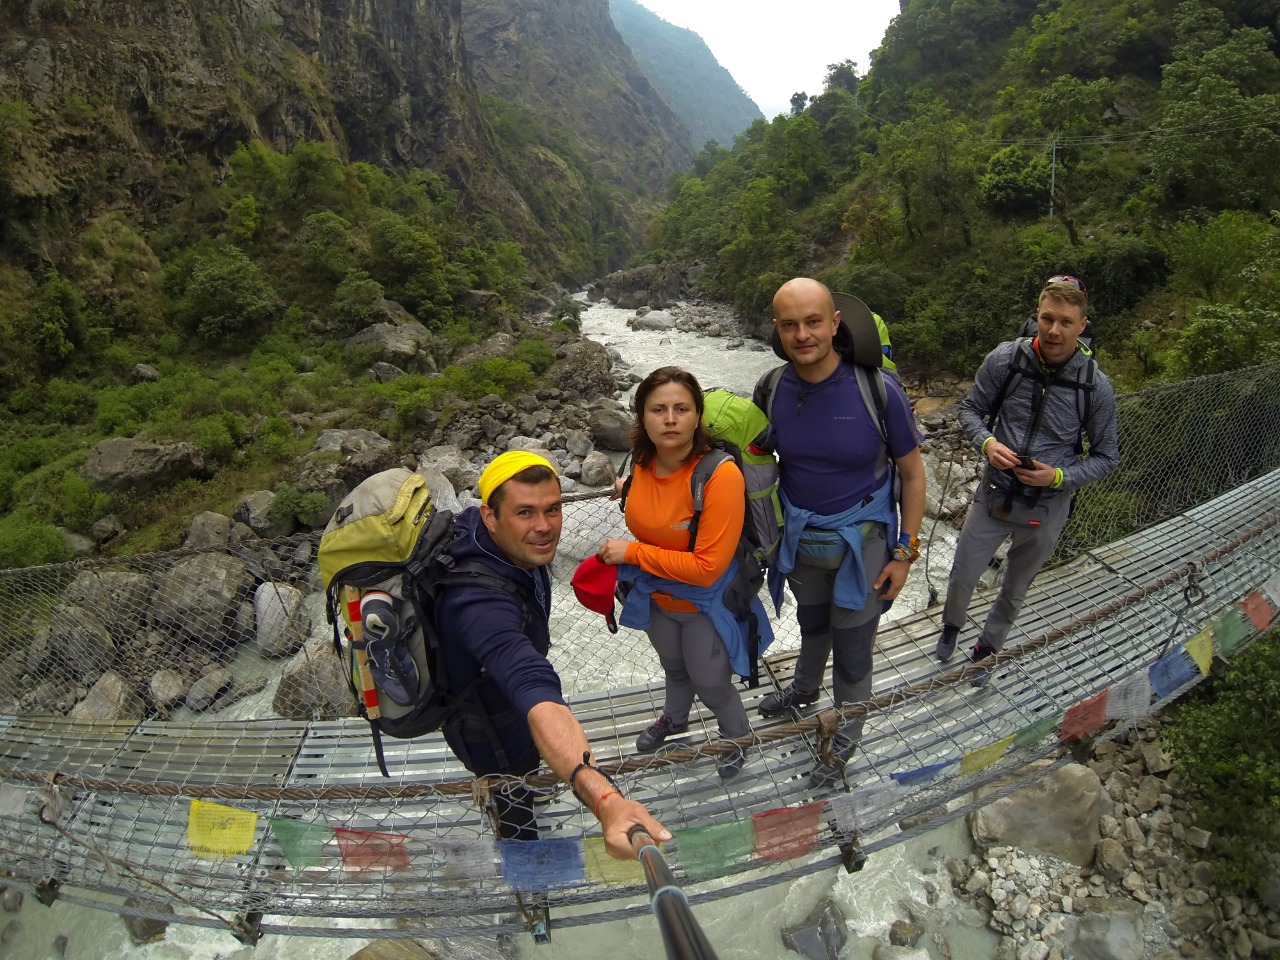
{"left": 623, "top": 453, "right": 745, "bottom": 613}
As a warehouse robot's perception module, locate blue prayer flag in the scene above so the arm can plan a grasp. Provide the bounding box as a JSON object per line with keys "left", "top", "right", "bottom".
{"left": 498, "top": 838, "right": 584, "bottom": 892}
{"left": 890, "top": 759, "right": 953, "bottom": 786}
{"left": 1149, "top": 648, "right": 1199, "bottom": 699}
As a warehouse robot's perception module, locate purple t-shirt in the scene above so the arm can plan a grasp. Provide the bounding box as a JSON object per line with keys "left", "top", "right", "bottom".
{"left": 772, "top": 363, "right": 920, "bottom": 514}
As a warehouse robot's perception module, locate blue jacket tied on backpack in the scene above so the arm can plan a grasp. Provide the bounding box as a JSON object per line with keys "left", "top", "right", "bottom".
{"left": 768, "top": 476, "right": 898, "bottom": 615}
{"left": 617, "top": 560, "right": 774, "bottom": 680}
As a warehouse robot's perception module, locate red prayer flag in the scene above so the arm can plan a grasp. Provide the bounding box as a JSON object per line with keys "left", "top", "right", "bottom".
{"left": 335, "top": 827, "right": 410, "bottom": 871}
{"left": 1061, "top": 690, "right": 1109, "bottom": 742}
{"left": 1242, "top": 590, "right": 1277, "bottom": 632}
{"left": 752, "top": 801, "right": 825, "bottom": 862}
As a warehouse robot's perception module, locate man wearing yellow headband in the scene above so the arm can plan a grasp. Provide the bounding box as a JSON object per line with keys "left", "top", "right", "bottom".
{"left": 436, "top": 450, "right": 669, "bottom": 859}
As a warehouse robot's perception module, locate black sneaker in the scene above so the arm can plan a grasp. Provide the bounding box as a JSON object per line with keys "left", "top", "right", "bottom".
{"left": 716, "top": 742, "right": 748, "bottom": 780}
{"left": 935, "top": 624, "right": 960, "bottom": 662}
{"left": 970, "top": 643, "right": 996, "bottom": 688}
{"left": 809, "top": 736, "right": 858, "bottom": 789}
{"left": 758, "top": 684, "right": 820, "bottom": 717}
{"left": 636, "top": 714, "right": 689, "bottom": 753}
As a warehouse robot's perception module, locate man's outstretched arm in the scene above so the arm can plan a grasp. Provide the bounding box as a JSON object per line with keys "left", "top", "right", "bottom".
{"left": 527, "top": 701, "right": 672, "bottom": 859}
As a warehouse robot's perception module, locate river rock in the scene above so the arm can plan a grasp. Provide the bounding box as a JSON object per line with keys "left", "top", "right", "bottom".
{"left": 69, "top": 670, "right": 144, "bottom": 722}
{"left": 780, "top": 897, "right": 847, "bottom": 960}
{"left": 254, "top": 582, "right": 309, "bottom": 658}
{"left": 273, "top": 637, "right": 357, "bottom": 720}
{"left": 122, "top": 897, "right": 174, "bottom": 944}
{"left": 971, "top": 761, "right": 1110, "bottom": 866}
{"left": 80, "top": 437, "right": 205, "bottom": 495}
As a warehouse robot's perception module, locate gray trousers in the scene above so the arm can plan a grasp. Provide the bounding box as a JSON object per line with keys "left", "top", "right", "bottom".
{"left": 647, "top": 604, "right": 750, "bottom": 740}
{"left": 787, "top": 524, "right": 888, "bottom": 744}
{"left": 943, "top": 484, "right": 1073, "bottom": 652}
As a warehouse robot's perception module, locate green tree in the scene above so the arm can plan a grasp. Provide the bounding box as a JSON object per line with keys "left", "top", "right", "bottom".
{"left": 176, "top": 246, "right": 277, "bottom": 347}
{"left": 1168, "top": 304, "right": 1280, "bottom": 377}
{"left": 1167, "top": 211, "right": 1272, "bottom": 300}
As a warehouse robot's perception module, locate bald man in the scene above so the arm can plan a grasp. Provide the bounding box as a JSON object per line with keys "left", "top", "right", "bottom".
{"left": 753, "top": 278, "right": 926, "bottom": 788}
{"left": 436, "top": 452, "right": 669, "bottom": 859}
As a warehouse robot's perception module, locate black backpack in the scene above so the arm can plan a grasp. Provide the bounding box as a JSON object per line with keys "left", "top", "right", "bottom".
{"left": 317, "top": 468, "right": 527, "bottom": 777}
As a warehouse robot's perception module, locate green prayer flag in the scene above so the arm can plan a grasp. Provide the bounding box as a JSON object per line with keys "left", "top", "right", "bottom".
{"left": 1214, "top": 608, "right": 1252, "bottom": 657}
{"left": 1012, "top": 713, "right": 1061, "bottom": 749}
{"left": 675, "top": 820, "right": 754, "bottom": 881}
{"left": 270, "top": 817, "right": 329, "bottom": 871}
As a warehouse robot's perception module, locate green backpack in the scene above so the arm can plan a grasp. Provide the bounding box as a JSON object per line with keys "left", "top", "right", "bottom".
{"left": 701, "top": 389, "right": 783, "bottom": 569}
{"left": 318, "top": 468, "right": 519, "bottom": 776}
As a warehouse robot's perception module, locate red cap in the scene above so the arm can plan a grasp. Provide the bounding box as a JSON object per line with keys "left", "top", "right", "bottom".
{"left": 571, "top": 556, "right": 619, "bottom": 634}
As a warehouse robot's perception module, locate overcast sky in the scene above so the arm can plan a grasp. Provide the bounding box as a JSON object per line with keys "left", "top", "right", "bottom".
{"left": 632, "top": 0, "right": 902, "bottom": 119}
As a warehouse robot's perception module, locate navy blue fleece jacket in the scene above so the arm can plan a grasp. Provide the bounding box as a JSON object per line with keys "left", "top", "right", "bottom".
{"left": 434, "top": 506, "right": 566, "bottom": 774}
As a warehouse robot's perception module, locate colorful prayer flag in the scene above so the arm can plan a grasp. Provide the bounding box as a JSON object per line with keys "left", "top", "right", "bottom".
{"left": 1213, "top": 608, "right": 1252, "bottom": 657}
{"left": 1012, "top": 714, "right": 1061, "bottom": 748}
{"left": 0, "top": 784, "right": 26, "bottom": 819}
{"left": 1185, "top": 628, "right": 1214, "bottom": 674}
{"left": 1105, "top": 671, "right": 1153, "bottom": 721}
{"left": 1241, "top": 590, "right": 1277, "bottom": 632}
{"left": 890, "top": 759, "right": 953, "bottom": 786}
{"left": 753, "top": 802, "right": 825, "bottom": 862}
{"left": 1149, "top": 647, "right": 1199, "bottom": 699}
{"left": 335, "top": 827, "right": 409, "bottom": 871}
{"left": 675, "top": 820, "right": 755, "bottom": 881}
{"left": 425, "top": 835, "right": 500, "bottom": 881}
{"left": 583, "top": 837, "right": 645, "bottom": 885}
{"left": 1061, "top": 690, "right": 1109, "bottom": 742}
{"left": 187, "top": 800, "right": 258, "bottom": 859}
{"left": 828, "top": 782, "right": 903, "bottom": 834}
{"left": 960, "top": 736, "right": 1014, "bottom": 775}
{"left": 1263, "top": 570, "right": 1280, "bottom": 608}
{"left": 498, "top": 838, "right": 584, "bottom": 891}
{"left": 269, "top": 817, "right": 328, "bottom": 871}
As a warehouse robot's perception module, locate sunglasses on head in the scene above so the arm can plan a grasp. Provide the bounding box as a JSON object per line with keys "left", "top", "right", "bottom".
{"left": 1045, "top": 274, "right": 1087, "bottom": 298}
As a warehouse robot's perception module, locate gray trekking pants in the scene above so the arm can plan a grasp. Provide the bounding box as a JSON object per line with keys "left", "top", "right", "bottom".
{"left": 787, "top": 524, "right": 889, "bottom": 745}
{"left": 943, "top": 484, "right": 1073, "bottom": 652}
{"left": 647, "top": 604, "right": 750, "bottom": 740}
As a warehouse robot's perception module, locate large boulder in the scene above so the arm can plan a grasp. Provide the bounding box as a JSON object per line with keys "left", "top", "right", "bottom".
{"left": 151, "top": 554, "right": 254, "bottom": 648}
{"left": 273, "top": 637, "right": 357, "bottom": 720}
{"left": 601, "top": 263, "right": 686, "bottom": 310}
{"left": 547, "top": 339, "right": 615, "bottom": 400}
{"left": 234, "top": 490, "right": 297, "bottom": 540}
{"left": 68, "top": 670, "right": 144, "bottom": 722}
{"left": 43, "top": 604, "right": 116, "bottom": 679}
{"left": 254, "top": 583, "right": 309, "bottom": 659}
{"left": 970, "top": 761, "right": 1111, "bottom": 866}
{"left": 80, "top": 437, "right": 205, "bottom": 495}
{"left": 343, "top": 320, "right": 437, "bottom": 375}
{"left": 587, "top": 403, "right": 633, "bottom": 452}
{"left": 61, "top": 570, "right": 152, "bottom": 641}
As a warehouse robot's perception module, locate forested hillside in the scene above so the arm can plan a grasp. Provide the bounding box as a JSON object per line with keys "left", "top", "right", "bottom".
{"left": 609, "top": 0, "right": 764, "bottom": 149}
{"left": 647, "top": 0, "right": 1280, "bottom": 387}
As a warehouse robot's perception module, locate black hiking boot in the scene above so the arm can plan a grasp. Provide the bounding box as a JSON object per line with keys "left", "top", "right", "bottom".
{"left": 970, "top": 642, "right": 996, "bottom": 688}
{"left": 636, "top": 714, "right": 689, "bottom": 753}
{"left": 935, "top": 623, "right": 960, "bottom": 662}
{"left": 758, "top": 684, "right": 821, "bottom": 717}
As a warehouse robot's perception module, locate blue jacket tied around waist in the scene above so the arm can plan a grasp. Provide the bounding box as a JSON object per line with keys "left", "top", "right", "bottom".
{"left": 617, "top": 560, "right": 775, "bottom": 680}
{"left": 768, "top": 475, "right": 898, "bottom": 614}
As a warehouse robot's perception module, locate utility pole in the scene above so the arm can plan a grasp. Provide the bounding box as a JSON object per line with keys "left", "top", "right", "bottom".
{"left": 1049, "top": 138, "right": 1058, "bottom": 218}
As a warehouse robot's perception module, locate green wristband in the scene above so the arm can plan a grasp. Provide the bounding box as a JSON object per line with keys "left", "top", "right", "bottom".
{"left": 1052, "top": 468, "right": 1064, "bottom": 489}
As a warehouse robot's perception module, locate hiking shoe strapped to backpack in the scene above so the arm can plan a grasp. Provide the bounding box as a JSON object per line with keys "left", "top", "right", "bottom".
{"left": 758, "top": 683, "right": 821, "bottom": 717}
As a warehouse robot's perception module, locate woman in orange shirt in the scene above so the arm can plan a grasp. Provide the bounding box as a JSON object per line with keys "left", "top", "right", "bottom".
{"left": 597, "top": 366, "right": 762, "bottom": 780}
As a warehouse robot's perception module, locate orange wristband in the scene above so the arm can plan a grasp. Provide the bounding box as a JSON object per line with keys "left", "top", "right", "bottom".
{"left": 593, "top": 790, "right": 622, "bottom": 818}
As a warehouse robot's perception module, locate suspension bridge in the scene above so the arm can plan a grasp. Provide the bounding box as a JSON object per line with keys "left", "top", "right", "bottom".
{"left": 0, "top": 362, "right": 1277, "bottom": 947}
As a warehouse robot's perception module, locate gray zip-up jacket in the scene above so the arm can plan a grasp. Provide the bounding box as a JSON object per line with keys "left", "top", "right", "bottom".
{"left": 959, "top": 339, "right": 1120, "bottom": 495}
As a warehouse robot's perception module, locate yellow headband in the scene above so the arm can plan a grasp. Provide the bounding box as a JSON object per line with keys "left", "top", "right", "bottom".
{"left": 478, "top": 451, "right": 556, "bottom": 504}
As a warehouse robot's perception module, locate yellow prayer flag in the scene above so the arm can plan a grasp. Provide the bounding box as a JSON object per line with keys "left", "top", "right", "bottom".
{"left": 1185, "top": 628, "right": 1214, "bottom": 675}
{"left": 960, "top": 735, "right": 1014, "bottom": 775}
{"left": 582, "top": 836, "right": 645, "bottom": 885}
{"left": 188, "top": 799, "right": 258, "bottom": 859}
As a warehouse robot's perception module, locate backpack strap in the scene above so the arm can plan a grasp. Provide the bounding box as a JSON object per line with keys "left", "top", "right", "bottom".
{"left": 686, "top": 449, "right": 733, "bottom": 550}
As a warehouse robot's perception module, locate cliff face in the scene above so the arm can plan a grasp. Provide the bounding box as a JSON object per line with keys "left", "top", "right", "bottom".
{"left": 462, "top": 0, "right": 694, "bottom": 197}
{"left": 0, "top": 0, "right": 519, "bottom": 260}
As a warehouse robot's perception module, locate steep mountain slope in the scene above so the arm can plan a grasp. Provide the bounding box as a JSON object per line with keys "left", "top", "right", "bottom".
{"left": 609, "top": 0, "right": 764, "bottom": 149}
{"left": 462, "top": 0, "right": 694, "bottom": 197}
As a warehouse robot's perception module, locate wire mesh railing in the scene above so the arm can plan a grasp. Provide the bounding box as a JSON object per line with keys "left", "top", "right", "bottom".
{"left": 0, "top": 362, "right": 1276, "bottom": 942}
